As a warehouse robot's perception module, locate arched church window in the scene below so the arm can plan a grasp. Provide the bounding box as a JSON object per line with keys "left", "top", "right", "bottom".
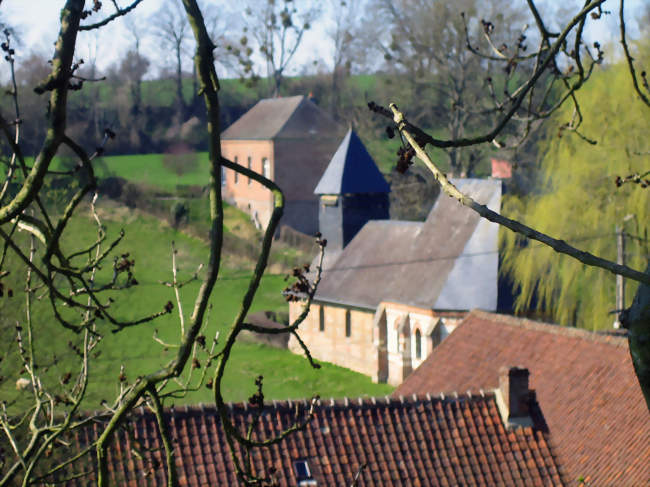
{"left": 415, "top": 329, "right": 422, "bottom": 359}
{"left": 319, "top": 306, "right": 325, "bottom": 332}
{"left": 345, "top": 310, "right": 351, "bottom": 337}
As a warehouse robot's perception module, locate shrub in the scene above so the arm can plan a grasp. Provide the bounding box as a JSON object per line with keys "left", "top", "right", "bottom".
{"left": 170, "top": 201, "right": 189, "bottom": 228}
{"left": 162, "top": 142, "right": 199, "bottom": 176}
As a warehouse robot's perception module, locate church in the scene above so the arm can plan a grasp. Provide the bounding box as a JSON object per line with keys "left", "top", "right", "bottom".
{"left": 288, "top": 131, "right": 503, "bottom": 385}
{"left": 221, "top": 96, "right": 504, "bottom": 385}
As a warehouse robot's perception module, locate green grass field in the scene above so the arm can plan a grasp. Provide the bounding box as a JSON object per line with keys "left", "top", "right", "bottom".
{"left": 94, "top": 152, "right": 213, "bottom": 192}
{"left": 0, "top": 203, "right": 392, "bottom": 414}
{"left": 7, "top": 154, "right": 212, "bottom": 193}
{"left": 94, "top": 148, "right": 400, "bottom": 189}
{"left": 81, "top": 142, "right": 403, "bottom": 191}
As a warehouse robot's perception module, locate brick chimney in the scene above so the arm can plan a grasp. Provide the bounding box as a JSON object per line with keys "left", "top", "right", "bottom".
{"left": 496, "top": 366, "right": 533, "bottom": 428}
{"left": 491, "top": 158, "right": 512, "bottom": 179}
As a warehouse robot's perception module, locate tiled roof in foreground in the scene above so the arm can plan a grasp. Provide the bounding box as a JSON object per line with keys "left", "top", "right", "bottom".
{"left": 396, "top": 310, "right": 650, "bottom": 486}
{"left": 61, "top": 393, "right": 563, "bottom": 486}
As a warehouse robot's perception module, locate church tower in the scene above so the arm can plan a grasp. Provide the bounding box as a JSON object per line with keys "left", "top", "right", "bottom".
{"left": 314, "top": 129, "right": 390, "bottom": 252}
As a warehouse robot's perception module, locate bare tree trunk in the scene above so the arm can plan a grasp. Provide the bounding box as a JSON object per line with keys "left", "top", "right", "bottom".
{"left": 175, "top": 39, "right": 186, "bottom": 121}
{"left": 625, "top": 264, "right": 650, "bottom": 409}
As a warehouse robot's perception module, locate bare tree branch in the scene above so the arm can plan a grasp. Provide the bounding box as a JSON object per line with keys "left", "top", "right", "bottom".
{"left": 79, "top": 0, "right": 145, "bottom": 31}
{"left": 389, "top": 103, "right": 650, "bottom": 286}
{"left": 619, "top": 0, "right": 650, "bottom": 107}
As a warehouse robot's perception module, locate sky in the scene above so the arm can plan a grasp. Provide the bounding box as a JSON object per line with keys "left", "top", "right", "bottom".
{"left": 0, "top": 0, "right": 645, "bottom": 80}
{"left": 0, "top": 0, "right": 335, "bottom": 79}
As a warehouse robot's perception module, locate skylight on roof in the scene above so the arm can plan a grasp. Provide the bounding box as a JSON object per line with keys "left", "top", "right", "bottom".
{"left": 294, "top": 459, "right": 311, "bottom": 480}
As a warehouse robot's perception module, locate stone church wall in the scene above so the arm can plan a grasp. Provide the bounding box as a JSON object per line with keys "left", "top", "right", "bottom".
{"left": 289, "top": 301, "right": 376, "bottom": 377}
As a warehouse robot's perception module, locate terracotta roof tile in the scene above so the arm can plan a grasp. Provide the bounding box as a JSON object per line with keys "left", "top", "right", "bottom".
{"left": 396, "top": 310, "right": 650, "bottom": 486}
{"left": 54, "top": 391, "right": 562, "bottom": 486}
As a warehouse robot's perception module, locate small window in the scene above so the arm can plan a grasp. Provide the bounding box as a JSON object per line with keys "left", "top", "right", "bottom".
{"left": 321, "top": 195, "right": 338, "bottom": 207}
{"left": 247, "top": 156, "right": 252, "bottom": 185}
{"left": 345, "top": 310, "right": 351, "bottom": 337}
{"left": 262, "top": 157, "right": 271, "bottom": 179}
{"left": 432, "top": 324, "right": 443, "bottom": 349}
{"left": 234, "top": 156, "right": 239, "bottom": 184}
{"left": 319, "top": 306, "right": 325, "bottom": 332}
{"left": 415, "top": 329, "right": 422, "bottom": 359}
{"left": 294, "top": 460, "right": 311, "bottom": 480}
{"left": 221, "top": 166, "right": 226, "bottom": 186}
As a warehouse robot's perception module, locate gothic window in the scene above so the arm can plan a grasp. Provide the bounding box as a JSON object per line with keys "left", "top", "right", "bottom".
{"left": 432, "top": 324, "right": 443, "bottom": 349}
{"left": 234, "top": 156, "right": 239, "bottom": 184}
{"left": 415, "top": 329, "right": 422, "bottom": 359}
{"left": 247, "top": 156, "right": 252, "bottom": 185}
{"left": 345, "top": 310, "right": 351, "bottom": 337}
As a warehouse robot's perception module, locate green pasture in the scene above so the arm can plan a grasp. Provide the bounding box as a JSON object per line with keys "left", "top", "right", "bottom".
{"left": 0, "top": 205, "right": 392, "bottom": 414}
{"left": 85, "top": 142, "right": 404, "bottom": 189}
{"left": 6, "top": 153, "right": 211, "bottom": 193}
{"left": 95, "top": 152, "right": 212, "bottom": 192}
{"left": 94, "top": 147, "right": 400, "bottom": 188}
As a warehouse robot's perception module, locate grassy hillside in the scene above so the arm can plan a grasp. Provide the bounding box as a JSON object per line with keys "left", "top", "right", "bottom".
{"left": 98, "top": 152, "right": 212, "bottom": 191}
{"left": 92, "top": 142, "right": 403, "bottom": 186}
{"left": 0, "top": 202, "right": 392, "bottom": 414}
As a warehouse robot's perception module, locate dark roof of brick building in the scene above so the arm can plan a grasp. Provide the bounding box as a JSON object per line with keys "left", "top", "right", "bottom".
{"left": 314, "top": 129, "right": 390, "bottom": 195}
{"left": 221, "top": 95, "right": 341, "bottom": 141}
{"left": 58, "top": 392, "right": 563, "bottom": 486}
{"left": 396, "top": 310, "right": 650, "bottom": 486}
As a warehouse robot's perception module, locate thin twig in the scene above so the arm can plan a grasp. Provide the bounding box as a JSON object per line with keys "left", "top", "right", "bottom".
{"left": 79, "top": 0, "right": 145, "bottom": 31}
{"left": 619, "top": 0, "right": 650, "bottom": 107}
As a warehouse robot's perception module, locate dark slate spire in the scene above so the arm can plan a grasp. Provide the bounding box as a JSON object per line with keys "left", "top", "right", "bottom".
{"left": 314, "top": 129, "right": 390, "bottom": 251}
{"left": 314, "top": 129, "right": 390, "bottom": 195}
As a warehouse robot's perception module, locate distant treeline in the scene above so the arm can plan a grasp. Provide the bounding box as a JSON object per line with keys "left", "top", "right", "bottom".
{"left": 1, "top": 64, "right": 380, "bottom": 157}
{"left": 1, "top": 62, "right": 534, "bottom": 178}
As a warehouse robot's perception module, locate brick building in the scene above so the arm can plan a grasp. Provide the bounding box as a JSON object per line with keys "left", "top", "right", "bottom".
{"left": 221, "top": 95, "right": 344, "bottom": 235}
{"left": 289, "top": 179, "right": 503, "bottom": 385}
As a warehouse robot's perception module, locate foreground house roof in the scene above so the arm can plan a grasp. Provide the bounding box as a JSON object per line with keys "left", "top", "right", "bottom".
{"left": 314, "top": 179, "right": 501, "bottom": 310}
{"left": 314, "top": 129, "right": 390, "bottom": 195}
{"left": 60, "top": 392, "right": 562, "bottom": 486}
{"left": 396, "top": 310, "right": 650, "bottom": 486}
{"left": 221, "top": 95, "right": 340, "bottom": 141}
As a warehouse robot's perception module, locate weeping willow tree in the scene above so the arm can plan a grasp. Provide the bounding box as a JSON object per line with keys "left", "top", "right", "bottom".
{"left": 501, "top": 45, "right": 649, "bottom": 330}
